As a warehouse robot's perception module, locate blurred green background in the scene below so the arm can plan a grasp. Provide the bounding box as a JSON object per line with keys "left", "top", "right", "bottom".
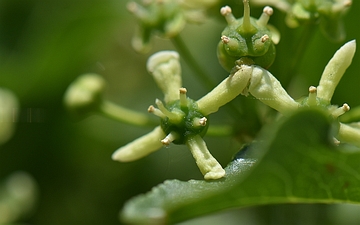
{"left": 1, "top": 0, "right": 360, "bottom": 224}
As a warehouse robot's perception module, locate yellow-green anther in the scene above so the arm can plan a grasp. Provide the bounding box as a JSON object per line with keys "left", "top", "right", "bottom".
{"left": 247, "top": 66, "right": 299, "bottom": 115}
{"left": 331, "top": 103, "right": 350, "bottom": 118}
{"left": 257, "top": 6, "right": 273, "bottom": 26}
{"left": 197, "top": 65, "right": 253, "bottom": 116}
{"left": 155, "top": 99, "right": 184, "bottom": 123}
{"left": 147, "top": 51, "right": 182, "bottom": 103}
{"left": 179, "top": 88, "right": 188, "bottom": 108}
{"left": 337, "top": 122, "right": 360, "bottom": 148}
{"left": 317, "top": 40, "right": 356, "bottom": 103}
{"left": 186, "top": 135, "right": 225, "bottom": 180}
{"left": 161, "top": 131, "right": 179, "bottom": 145}
{"left": 112, "top": 126, "right": 166, "bottom": 162}
{"left": 307, "top": 86, "right": 318, "bottom": 107}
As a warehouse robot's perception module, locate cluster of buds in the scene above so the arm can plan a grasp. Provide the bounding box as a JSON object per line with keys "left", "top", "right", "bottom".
{"left": 252, "top": 0, "right": 352, "bottom": 42}
{"left": 127, "top": 0, "right": 218, "bottom": 53}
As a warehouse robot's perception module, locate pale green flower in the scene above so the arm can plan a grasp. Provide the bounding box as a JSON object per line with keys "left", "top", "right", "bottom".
{"left": 233, "top": 40, "right": 359, "bottom": 147}
{"left": 127, "top": 0, "right": 219, "bottom": 53}
{"left": 64, "top": 73, "right": 156, "bottom": 126}
{"left": 112, "top": 51, "right": 255, "bottom": 180}
{"left": 251, "top": 0, "right": 352, "bottom": 42}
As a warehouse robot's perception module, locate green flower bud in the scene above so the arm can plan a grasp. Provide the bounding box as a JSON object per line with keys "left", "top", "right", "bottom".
{"left": 147, "top": 51, "right": 182, "bottom": 103}
{"left": 159, "top": 97, "right": 209, "bottom": 145}
{"left": 217, "top": 1, "right": 280, "bottom": 72}
{"left": 63, "top": 74, "right": 106, "bottom": 118}
{"left": 128, "top": 0, "right": 186, "bottom": 53}
{"left": 0, "top": 172, "right": 37, "bottom": 224}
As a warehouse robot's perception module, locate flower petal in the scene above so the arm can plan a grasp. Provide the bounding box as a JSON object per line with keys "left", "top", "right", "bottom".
{"left": 186, "top": 135, "right": 225, "bottom": 180}
{"left": 197, "top": 64, "right": 253, "bottom": 116}
{"left": 112, "top": 126, "right": 166, "bottom": 162}
{"left": 337, "top": 122, "right": 360, "bottom": 148}
{"left": 147, "top": 51, "right": 182, "bottom": 103}
{"left": 248, "top": 66, "right": 299, "bottom": 115}
{"left": 317, "top": 40, "right": 356, "bottom": 103}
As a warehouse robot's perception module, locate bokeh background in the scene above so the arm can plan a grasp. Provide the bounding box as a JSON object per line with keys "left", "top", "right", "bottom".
{"left": 1, "top": 0, "right": 360, "bottom": 224}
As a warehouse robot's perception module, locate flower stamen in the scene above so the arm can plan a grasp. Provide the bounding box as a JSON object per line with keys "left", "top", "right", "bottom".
{"left": 192, "top": 117, "right": 207, "bottom": 127}
{"left": 261, "top": 34, "right": 270, "bottom": 43}
{"left": 220, "top": 6, "right": 236, "bottom": 25}
{"left": 332, "top": 103, "right": 350, "bottom": 118}
{"left": 148, "top": 105, "right": 166, "bottom": 119}
{"left": 307, "top": 86, "right": 318, "bottom": 106}
{"left": 161, "top": 131, "right": 179, "bottom": 146}
{"left": 155, "top": 99, "right": 184, "bottom": 123}
{"left": 179, "top": 88, "right": 188, "bottom": 108}
{"left": 257, "top": 6, "right": 273, "bottom": 26}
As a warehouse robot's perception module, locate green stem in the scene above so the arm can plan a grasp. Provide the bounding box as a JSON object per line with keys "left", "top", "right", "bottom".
{"left": 171, "top": 35, "right": 216, "bottom": 90}
{"left": 206, "top": 124, "right": 233, "bottom": 137}
{"left": 282, "top": 23, "right": 317, "bottom": 88}
{"left": 99, "top": 101, "right": 158, "bottom": 127}
{"left": 172, "top": 35, "right": 261, "bottom": 139}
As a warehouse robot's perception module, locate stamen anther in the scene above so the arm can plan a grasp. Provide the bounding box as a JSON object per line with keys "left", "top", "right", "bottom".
{"left": 161, "top": 132, "right": 178, "bottom": 145}
{"left": 307, "top": 86, "right": 317, "bottom": 106}
{"left": 220, "top": 6, "right": 236, "bottom": 25}
{"left": 179, "top": 88, "right": 188, "bottom": 107}
{"left": 193, "top": 117, "right": 207, "bottom": 127}
{"left": 148, "top": 105, "right": 166, "bottom": 119}
{"left": 221, "top": 35, "right": 230, "bottom": 44}
{"left": 261, "top": 34, "right": 270, "bottom": 43}
{"left": 257, "top": 6, "right": 273, "bottom": 26}
{"left": 332, "top": 103, "right": 350, "bottom": 118}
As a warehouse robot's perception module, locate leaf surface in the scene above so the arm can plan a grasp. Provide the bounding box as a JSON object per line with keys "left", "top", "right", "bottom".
{"left": 121, "top": 109, "right": 360, "bottom": 224}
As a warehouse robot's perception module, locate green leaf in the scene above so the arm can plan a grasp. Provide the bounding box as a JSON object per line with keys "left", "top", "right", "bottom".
{"left": 120, "top": 109, "right": 360, "bottom": 224}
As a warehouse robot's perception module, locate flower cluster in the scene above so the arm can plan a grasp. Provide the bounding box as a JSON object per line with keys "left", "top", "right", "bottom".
{"left": 252, "top": 0, "right": 352, "bottom": 42}
{"left": 235, "top": 40, "right": 360, "bottom": 147}
{"left": 217, "top": 1, "right": 280, "bottom": 72}
{"left": 127, "top": 0, "right": 218, "bottom": 53}
{"left": 63, "top": 1, "right": 359, "bottom": 181}
{"left": 111, "top": 51, "right": 256, "bottom": 180}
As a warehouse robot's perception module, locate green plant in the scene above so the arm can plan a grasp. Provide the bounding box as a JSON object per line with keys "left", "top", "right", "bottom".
{"left": 61, "top": 0, "right": 360, "bottom": 224}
